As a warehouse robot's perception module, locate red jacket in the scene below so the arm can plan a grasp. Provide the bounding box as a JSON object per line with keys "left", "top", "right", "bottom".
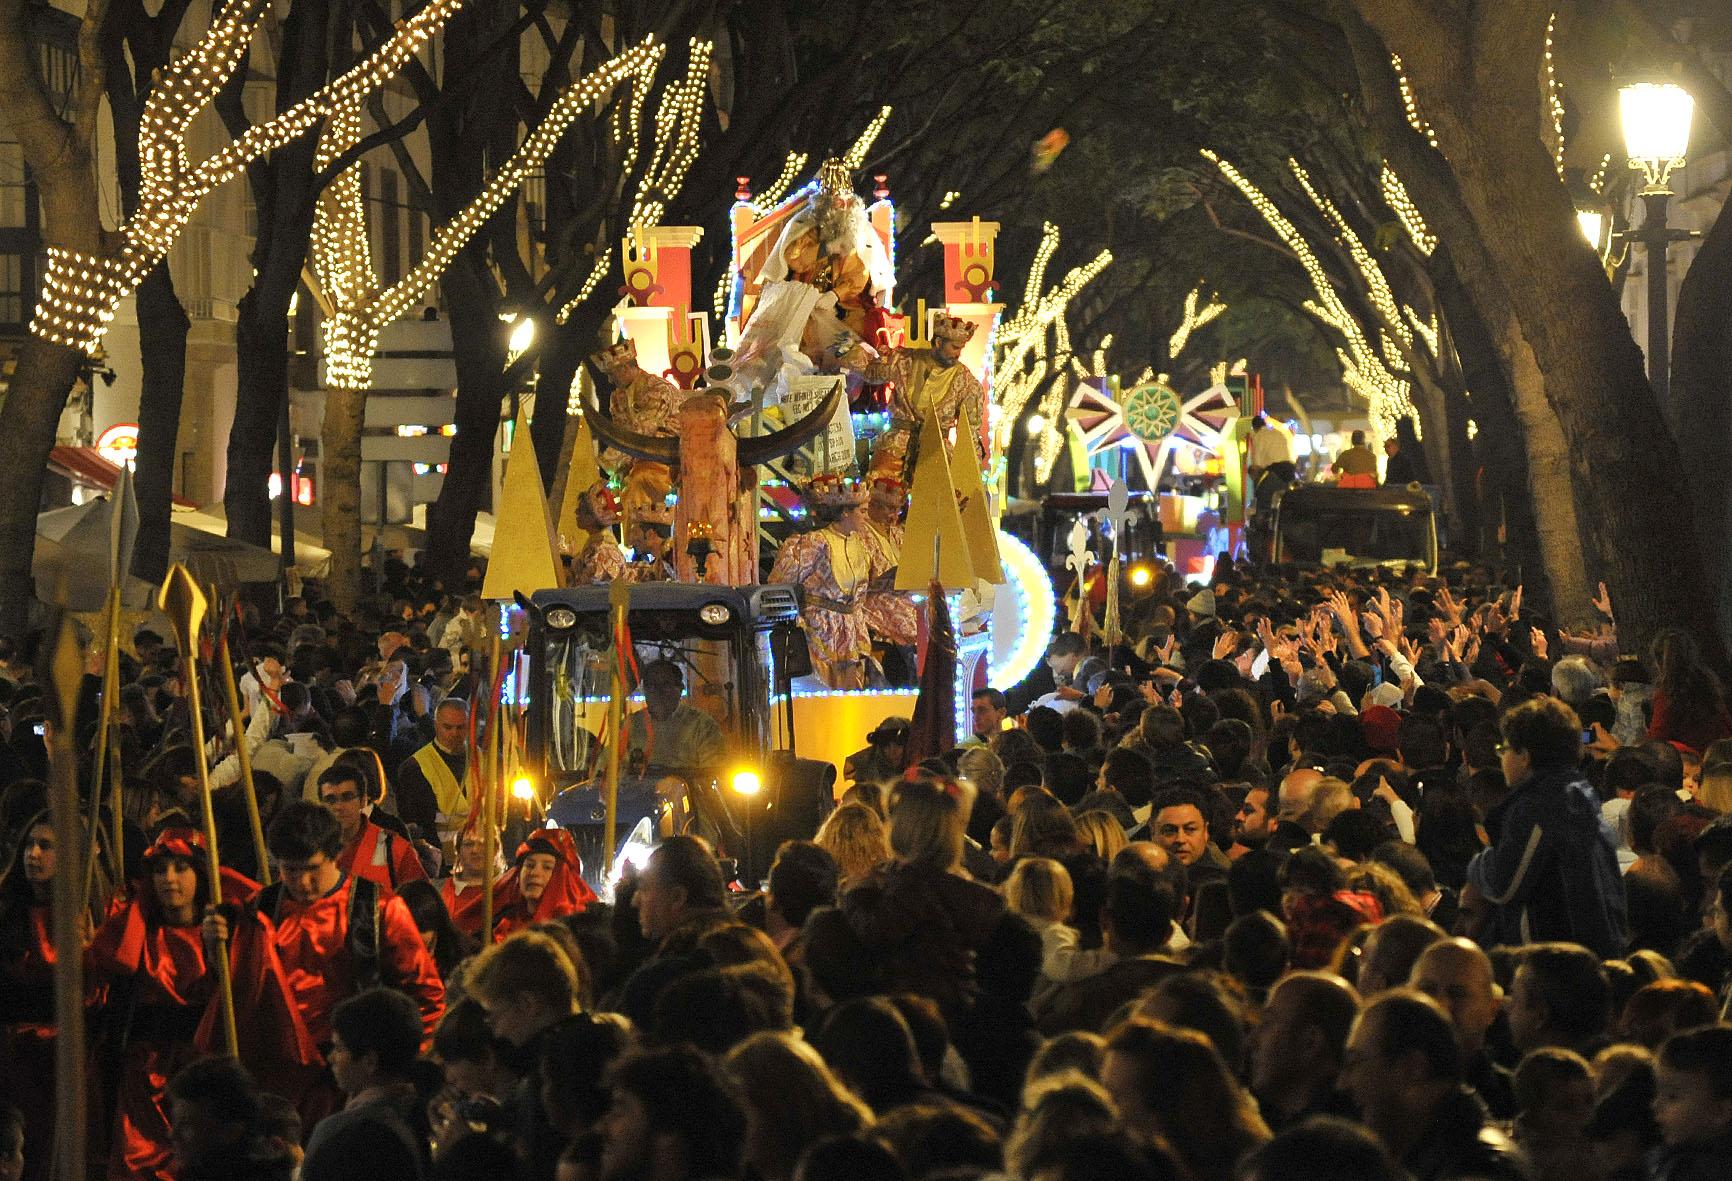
{"left": 337, "top": 820, "right": 428, "bottom": 894}
{"left": 263, "top": 874, "right": 445, "bottom": 1046}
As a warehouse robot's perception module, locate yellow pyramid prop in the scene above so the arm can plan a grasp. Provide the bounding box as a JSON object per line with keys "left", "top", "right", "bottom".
{"left": 952, "top": 408, "right": 1004, "bottom": 584}
{"left": 482, "top": 410, "right": 565, "bottom": 600}
{"left": 554, "top": 413, "right": 601, "bottom": 556}
{"left": 896, "top": 404, "right": 976, "bottom": 591}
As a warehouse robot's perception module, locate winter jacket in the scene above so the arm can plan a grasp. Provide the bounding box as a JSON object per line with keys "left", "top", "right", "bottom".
{"left": 1466, "top": 765, "right": 1628, "bottom": 957}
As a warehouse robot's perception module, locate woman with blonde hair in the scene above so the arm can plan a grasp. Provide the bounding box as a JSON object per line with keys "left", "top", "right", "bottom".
{"left": 840, "top": 776, "right": 1009, "bottom": 1010}
{"left": 1072, "top": 809, "right": 1127, "bottom": 862}
{"left": 814, "top": 802, "right": 891, "bottom": 890}
{"left": 724, "top": 1030, "right": 872, "bottom": 1181}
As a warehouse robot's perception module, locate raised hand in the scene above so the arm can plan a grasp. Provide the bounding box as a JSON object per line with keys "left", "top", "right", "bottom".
{"left": 1511, "top": 585, "right": 1525, "bottom": 619}
{"left": 1530, "top": 627, "right": 1548, "bottom": 661}
{"left": 1592, "top": 580, "right": 1614, "bottom": 622}
{"left": 1213, "top": 630, "right": 1238, "bottom": 661}
{"left": 1437, "top": 586, "right": 1464, "bottom": 626}
{"left": 1363, "top": 612, "right": 1387, "bottom": 641}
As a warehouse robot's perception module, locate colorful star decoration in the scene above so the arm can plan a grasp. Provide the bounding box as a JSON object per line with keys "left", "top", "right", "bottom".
{"left": 1066, "top": 378, "right": 1237, "bottom": 487}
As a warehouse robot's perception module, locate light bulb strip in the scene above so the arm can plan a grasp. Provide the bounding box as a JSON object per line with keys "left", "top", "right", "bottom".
{"left": 34, "top": 0, "right": 467, "bottom": 353}
{"left": 323, "top": 39, "right": 667, "bottom": 386}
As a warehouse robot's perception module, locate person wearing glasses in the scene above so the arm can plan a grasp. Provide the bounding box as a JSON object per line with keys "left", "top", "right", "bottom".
{"left": 1463, "top": 697, "right": 1628, "bottom": 958}
{"left": 321, "top": 764, "right": 427, "bottom": 894}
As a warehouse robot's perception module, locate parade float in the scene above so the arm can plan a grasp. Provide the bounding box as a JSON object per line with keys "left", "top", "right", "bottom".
{"left": 472, "top": 159, "right": 1059, "bottom": 888}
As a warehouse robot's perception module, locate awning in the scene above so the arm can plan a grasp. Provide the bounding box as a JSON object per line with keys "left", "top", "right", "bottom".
{"left": 47, "top": 446, "right": 197, "bottom": 507}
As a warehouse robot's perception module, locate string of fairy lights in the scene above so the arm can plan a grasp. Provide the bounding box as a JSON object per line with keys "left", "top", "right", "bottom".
{"left": 1379, "top": 165, "right": 1436, "bottom": 256}
{"left": 322, "top": 38, "right": 670, "bottom": 387}
{"left": 1390, "top": 54, "right": 1439, "bottom": 150}
{"left": 1544, "top": 13, "right": 1566, "bottom": 179}
{"left": 33, "top": 0, "right": 465, "bottom": 353}
{"left": 1166, "top": 285, "right": 1226, "bottom": 362}
{"left": 1202, "top": 149, "right": 1415, "bottom": 441}
{"left": 986, "top": 221, "right": 1112, "bottom": 479}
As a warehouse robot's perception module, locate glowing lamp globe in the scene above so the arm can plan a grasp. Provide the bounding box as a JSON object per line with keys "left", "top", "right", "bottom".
{"left": 1619, "top": 82, "right": 1693, "bottom": 191}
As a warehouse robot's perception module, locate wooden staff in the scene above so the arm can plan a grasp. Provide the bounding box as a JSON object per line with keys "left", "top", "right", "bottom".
{"left": 215, "top": 626, "right": 272, "bottom": 885}
{"left": 84, "top": 584, "right": 124, "bottom": 896}
{"left": 480, "top": 623, "right": 504, "bottom": 938}
{"left": 45, "top": 617, "right": 87, "bottom": 1181}
{"left": 158, "top": 565, "right": 239, "bottom": 1055}
{"left": 604, "top": 579, "right": 630, "bottom": 878}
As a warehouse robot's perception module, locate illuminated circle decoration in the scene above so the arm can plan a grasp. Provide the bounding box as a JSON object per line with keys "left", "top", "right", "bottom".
{"left": 1121, "top": 383, "right": 1182, "bottom": 442}
{"left": 990, "top": 529, "right": 1058, "bottom": 691}
{"left": 96, "top": 423, "right": 140, "bottom": 467}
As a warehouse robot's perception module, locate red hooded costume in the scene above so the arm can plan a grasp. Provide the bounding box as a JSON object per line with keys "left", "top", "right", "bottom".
{"left": 491, "top": 828, "right": 596, "bottom": 942}
{"left": 87, "top": 829, "right": 316, "bottom": 1181}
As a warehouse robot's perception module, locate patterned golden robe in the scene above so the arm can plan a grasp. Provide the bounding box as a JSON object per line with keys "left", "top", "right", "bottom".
{"left": 864, "top": 347, "right": 986, "bottom": 479}
{"left": 769, "top": 528, "right": 873, "bottom": 689}
{"left": 572, "top": 532, "right": 627, "bottom": 584}
{"left": 859, "top": 517, "right": 918, "bottom": 646}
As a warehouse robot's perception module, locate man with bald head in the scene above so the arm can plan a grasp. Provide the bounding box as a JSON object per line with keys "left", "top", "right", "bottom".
{"left": 1277, "top": 766, "right": 1325, "bottom": 823}
{"left": 1409, "top": 937, "right": 1514, "bottom": 1118}
{"left": 395, "top": 697, "right": 471, "bottom": 862}
{"left": 1250, "top": 971, "right": 1361, "bottom": 1130}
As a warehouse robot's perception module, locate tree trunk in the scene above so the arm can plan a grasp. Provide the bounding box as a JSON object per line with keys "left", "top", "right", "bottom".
{"left": 321, "top": 386, "right": 367, "bottom": 613}
{"left": 1355, "top": 3, "right": 1719, "bottom": 660}
{"left": 0, "top": 0, "right": 108, "bottom": 636}
{"left": 108, "top": 0, "right": 194, "bottom": 585}
{"left": 218, "top": 0, "right": 331, "bottom": 546}
{"left": 0, "top": 340, "right": 83, "bottom": 634}
{"left": 130, "top": 264, "right": 191, "bottom": 582}
{"left": 528, "top": 322, "right": 588, "bottom": 489}
{"left": 1667, "top": 195, "right": 1732, "bottom": 648}
{"left": 426, "top": 256, "right": 505, "bottom": 583}
{"left": 1332, "top": 5, "right": 1596, "bottom": 627}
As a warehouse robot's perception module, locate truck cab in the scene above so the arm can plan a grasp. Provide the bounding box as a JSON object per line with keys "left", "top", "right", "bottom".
{"left": 525, "top": 583, "right": 835, "bottom": 890}
{"left": 1270, "top": 484, "right": 1439, "bottom": 574}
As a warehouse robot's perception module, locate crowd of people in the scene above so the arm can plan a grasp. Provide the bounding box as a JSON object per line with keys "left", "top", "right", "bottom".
{"left": 3, "top": 553, "right": 1732, "bottom": 1181}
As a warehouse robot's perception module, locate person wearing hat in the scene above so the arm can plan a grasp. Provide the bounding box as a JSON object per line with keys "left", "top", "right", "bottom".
{"left": 571, "top": 481, "right": 627, "bottom": 584}
{"left": 769, "top": 475, "right": 875, "bottom": 689}
{"left": 863, "top": 312, "right": 986, "bottom": 483}
{"left": 591, "top": 339, "right": 686, "bottom": 530}
{"left": 88, "top": 828, "right": 316, "bottom": 1181}
{"left": 846, "top": 717, "right": 910, "bottom": 785}
{"left": 491, "top": 828, "right": 597, "bottom": 943}
{"left": 623, "top": 480, "right": 677, "bottom": 583}
{"left": 858, "top": 476, "right": 919, "bottom": 676}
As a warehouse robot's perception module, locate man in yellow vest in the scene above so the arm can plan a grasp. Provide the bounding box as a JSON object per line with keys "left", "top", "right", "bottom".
{"left": 395, "top": 697, "right": 470, "bottom": 866}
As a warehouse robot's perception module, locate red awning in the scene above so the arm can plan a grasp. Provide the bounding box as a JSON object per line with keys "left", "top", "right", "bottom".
{"left": 48, "top": 446, "right": 197, "bottom": 507}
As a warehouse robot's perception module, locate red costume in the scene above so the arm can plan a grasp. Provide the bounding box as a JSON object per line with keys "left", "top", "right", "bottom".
{"left": 256, "top": 872, "right": 446, "bottom": 1047}
{"left": 87, "top": 830, "right": 315, "bottom": 1181}
{"left": 336, "top": 819, "right": 428, "bottom": 894}
{"left": 491, "top": 829, "right": 596, "bottom": 942}
{"left": 440, "top": 873, "right": 515, "bottom": 942}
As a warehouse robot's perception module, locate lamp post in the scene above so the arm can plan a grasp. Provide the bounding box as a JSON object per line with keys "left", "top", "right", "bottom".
{"left": 1618, "top": 81, "right": 1696, "bottom": 403}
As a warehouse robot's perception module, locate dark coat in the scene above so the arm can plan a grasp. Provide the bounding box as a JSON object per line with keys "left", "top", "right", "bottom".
{"left": 841, "top": 859, "right": 1009, "bottom": 1012}
{"left": 1466, "top": 765, "right": 1628, "bottom": 958}
{"left": 1404, "top": 1085, "right": 1529, "bottom": 1181}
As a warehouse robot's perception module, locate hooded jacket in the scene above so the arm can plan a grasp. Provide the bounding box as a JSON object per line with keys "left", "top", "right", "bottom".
{"left": 1466, "top": 764, "right": 1628, "bottom": 958}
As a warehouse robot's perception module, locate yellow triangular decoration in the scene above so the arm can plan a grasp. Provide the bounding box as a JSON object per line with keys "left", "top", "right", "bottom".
{"left": 482, "top": 411, "right": 565, "bottom": 599}
{"left": 554, "top": 413, "right": 601, "bottom": 556}
{"left": 952, "top": 408, "right": 1004, "bottom": 584}
{"left": 896, "top": 404, "right": 975, "bottom": 591}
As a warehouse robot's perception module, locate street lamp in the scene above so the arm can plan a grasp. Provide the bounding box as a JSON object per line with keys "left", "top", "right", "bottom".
{"left": 1618, "top": 80, "right": 1696, "bottom": 402}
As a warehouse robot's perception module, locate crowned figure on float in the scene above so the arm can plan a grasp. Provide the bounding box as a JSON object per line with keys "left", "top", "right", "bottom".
{"left": 570, "top": 482, "right": 627, "bottom": 585}
{"left": 731, "top": 158, "right": 894, "bottom": 401}
{"left": 768, "top": 474, "right": 876, "bottom": 690}
{"left": 863, "top": 311, "right": 986, "bottom": 486}
{"left": 858, "top": 474, "right": 918, "bottom": 652}
{"left": 590, "top": 338, "right": 686, "bottom": 527}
